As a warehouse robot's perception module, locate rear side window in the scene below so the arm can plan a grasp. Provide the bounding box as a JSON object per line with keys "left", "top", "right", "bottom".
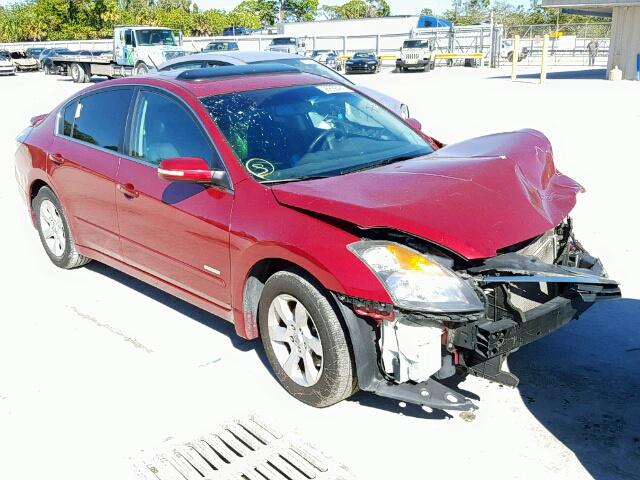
{"left": 61, "top": 101, "right": 76, "bottom": 137}
{"left": 60, "top": 88, "right": 133, "bottom": 152}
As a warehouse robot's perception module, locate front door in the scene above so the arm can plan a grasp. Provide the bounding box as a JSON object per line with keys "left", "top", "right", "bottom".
{"left": 116, "top": 88, "right": 233, "bottom": 314}
{"left": 49, "top": 87, "right": 134, "bottom": 259}
{"left": 115, "top": 28, "right": 136, "bottom": 67}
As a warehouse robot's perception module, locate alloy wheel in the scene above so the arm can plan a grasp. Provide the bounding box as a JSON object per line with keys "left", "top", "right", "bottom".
{"left": 39, "top": 199, "right": 66, "bottom": 257}
{"left": 267, "top": 294, "right": 324, "bottom": 387}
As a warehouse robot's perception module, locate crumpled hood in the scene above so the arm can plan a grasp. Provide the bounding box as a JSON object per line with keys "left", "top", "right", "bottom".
{"left": 271, "top": 129, "right": 584, "bottom": 259}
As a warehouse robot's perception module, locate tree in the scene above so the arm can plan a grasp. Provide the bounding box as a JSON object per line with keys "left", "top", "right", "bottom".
{"left": 232, "top": 0, "right": 277, "bottom": 25}
{"left": 367, "top": 0, "right": 390, "bottom": 16}
{"left": 322, "top": 0, "right": 389, "bottom": 19}
{"left": 191, "top": 8, "right": 226, "bottom": 35}
{"left": 420, "top": 7, "right": 433, "bottom": 16}
{"left": 226, "top": 8, "right": 262, "bottom": 28}
{"left": 283, "top": 0, "right": 319, "bottom": 22}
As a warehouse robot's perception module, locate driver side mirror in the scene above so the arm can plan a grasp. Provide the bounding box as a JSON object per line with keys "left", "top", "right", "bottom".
{"left": 158, "top": 157, "right": 227, "bottom": 187}
{"left": 406, "top": 117, "right": 422, "bottom": 131}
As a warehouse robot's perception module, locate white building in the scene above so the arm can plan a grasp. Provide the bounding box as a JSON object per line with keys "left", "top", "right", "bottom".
{"left": 543, "top": 0, "right": 640, "bottom": 79}
{"left": 278, "top": 15, "right": 420, "bottom": 37}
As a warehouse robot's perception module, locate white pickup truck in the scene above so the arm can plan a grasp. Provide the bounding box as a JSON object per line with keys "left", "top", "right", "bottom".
{"left": 50, "top": 25, "right": 190, "bottom": 83}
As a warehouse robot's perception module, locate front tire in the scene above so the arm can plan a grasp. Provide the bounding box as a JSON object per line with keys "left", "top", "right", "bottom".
{"left": 33, "top": 187, "right": 91, "bottom": 269}
{"left": 259, "top": 271, "right": 357, "bottom": 408}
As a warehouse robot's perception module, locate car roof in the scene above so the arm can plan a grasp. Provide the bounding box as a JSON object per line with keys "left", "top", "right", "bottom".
{"left": 160, "top": 50, "right": 300, "bottom": 69}
{"left": 98, "top": 65, "right": 337, "bottom": 99}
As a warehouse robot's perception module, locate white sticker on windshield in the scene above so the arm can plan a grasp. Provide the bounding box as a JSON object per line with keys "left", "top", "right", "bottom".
{"left": 316, "top": 85, "right": 350, "bottom": 94}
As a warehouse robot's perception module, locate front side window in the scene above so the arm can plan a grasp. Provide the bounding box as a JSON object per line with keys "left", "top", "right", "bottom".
{"left": 129, "top": 90, "right": 216, "bottom": 167}
{"left": 124, "top": 30, "right": 135, "bottom": 46}
{"left": 136, "top": 29, "right": 176, "bottom": 46}
{"left": 204, "top": 60, "right": 232, "bottom": 67}
{"left": 164, "top": 61, "right": 203, "bottom": 71}
{"left": 60, "top": 88, "right": 133, "bottom": 152}
{"left": 202, "top": 84, "right": 432, "bottom": 183}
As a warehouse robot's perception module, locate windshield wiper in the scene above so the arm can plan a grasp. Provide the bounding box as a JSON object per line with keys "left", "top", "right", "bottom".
{"left": 261, "top": 175, "right": 331, "bottom": 185}
{"left": 339, "top": 153, "right": 422, "bottom": 175}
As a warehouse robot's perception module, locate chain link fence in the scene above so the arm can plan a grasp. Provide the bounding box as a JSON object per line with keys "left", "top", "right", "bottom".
{"left": 503, "top": 23, "right": 611, "bottom": 67}
{"left": 0, "top": 22, "right": 611, "bottom": 68}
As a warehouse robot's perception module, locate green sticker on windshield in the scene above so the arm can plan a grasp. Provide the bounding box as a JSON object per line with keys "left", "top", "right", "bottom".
{"left": 246, "top": 158, "right": 275, "bottom": 179}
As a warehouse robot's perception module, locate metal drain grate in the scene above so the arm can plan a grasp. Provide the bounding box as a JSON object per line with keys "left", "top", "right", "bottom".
{"left": 133, "top": 415, "right": 355, "bottom": 480}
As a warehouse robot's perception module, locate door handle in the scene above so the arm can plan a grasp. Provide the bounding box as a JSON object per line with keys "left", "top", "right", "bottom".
{"left": 48, "top": 153, "right": 65, "bottom": 165}
{"left": 117, "top": 183, "right": 139, "bottom": 198}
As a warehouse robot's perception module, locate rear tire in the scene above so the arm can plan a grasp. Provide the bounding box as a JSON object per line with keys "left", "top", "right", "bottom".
{"left": 258, "top": 271, "right": 357, "bottom": 408}
{"left": 70, "top": 63, "right": 85, "bottom": 83}
{"left": 33, "top": 187, "right": 91, "bottom": 269}
{"left": 82, "top": 66, "right": 91, "bottom": 83}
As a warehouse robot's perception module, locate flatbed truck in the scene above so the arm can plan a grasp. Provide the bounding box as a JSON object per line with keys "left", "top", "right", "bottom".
{"left": 50, "top": 25, "right": 191, "bottom": 83}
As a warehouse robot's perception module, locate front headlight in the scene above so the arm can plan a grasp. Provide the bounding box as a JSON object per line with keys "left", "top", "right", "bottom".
{"left": 348, "top": 241, "right": 483, "bottom": 313}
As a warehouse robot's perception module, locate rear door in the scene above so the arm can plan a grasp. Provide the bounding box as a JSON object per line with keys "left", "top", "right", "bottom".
{"left": 49, "top": 87, "right": 134, "bottom": 259}
{"left": 115, "top": 88, "right": 233, "bottom": 314}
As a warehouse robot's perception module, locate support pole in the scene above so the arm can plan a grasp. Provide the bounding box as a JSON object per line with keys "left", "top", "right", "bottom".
{"left": 511, "top": 34, "right": 519, "bottom": 81}
{"left": 540, "top": 34, "right": 549, "bottom": 84}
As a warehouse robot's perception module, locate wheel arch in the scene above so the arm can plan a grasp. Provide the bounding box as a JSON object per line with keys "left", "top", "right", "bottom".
{"left": 28, "top": 178, "right": 54, "bottom": 224}
{"left": 240, "top": 258, "right": 326, "bottom": 340}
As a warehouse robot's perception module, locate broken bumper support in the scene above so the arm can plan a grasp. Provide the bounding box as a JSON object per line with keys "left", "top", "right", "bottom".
{"left": 334, "top": 294, "right": 476, "bottom": 412}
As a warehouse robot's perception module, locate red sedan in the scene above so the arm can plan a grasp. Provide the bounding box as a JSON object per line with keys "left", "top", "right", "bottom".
{"left": 15, "top": 64, "right": 619, "bottom": 410}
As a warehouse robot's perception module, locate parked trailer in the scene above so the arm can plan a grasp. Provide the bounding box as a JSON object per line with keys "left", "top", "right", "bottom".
{"left": 50, "top": 25, "right": 190, "bottom": 82}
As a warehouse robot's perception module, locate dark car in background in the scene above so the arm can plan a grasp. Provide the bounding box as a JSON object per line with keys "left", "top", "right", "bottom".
{"left": 42, "top": 49, "right": 106, "bottom": 74}
{"left": 202, "top": 41, "right": 239, "bottom": 52}
{"left": 25, "top": 47, "right": 45, "bottom": 59}
{"left": 39, "top": 48, "right": 71, "bottom": 71}
{"left": 223, "top": 26, "right": 250, "bottom": 36}
{"left": 345, "top": 52, "right": 380, "bottom": 74}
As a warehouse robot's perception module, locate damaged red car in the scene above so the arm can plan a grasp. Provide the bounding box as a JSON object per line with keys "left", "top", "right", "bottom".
{"left": 15, "top": 64, "right": 620, "bottom": 410}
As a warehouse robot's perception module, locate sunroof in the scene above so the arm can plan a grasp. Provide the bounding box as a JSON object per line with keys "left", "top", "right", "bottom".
{"left": 175, "top": 63, "right": 300, "bottom": 81}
